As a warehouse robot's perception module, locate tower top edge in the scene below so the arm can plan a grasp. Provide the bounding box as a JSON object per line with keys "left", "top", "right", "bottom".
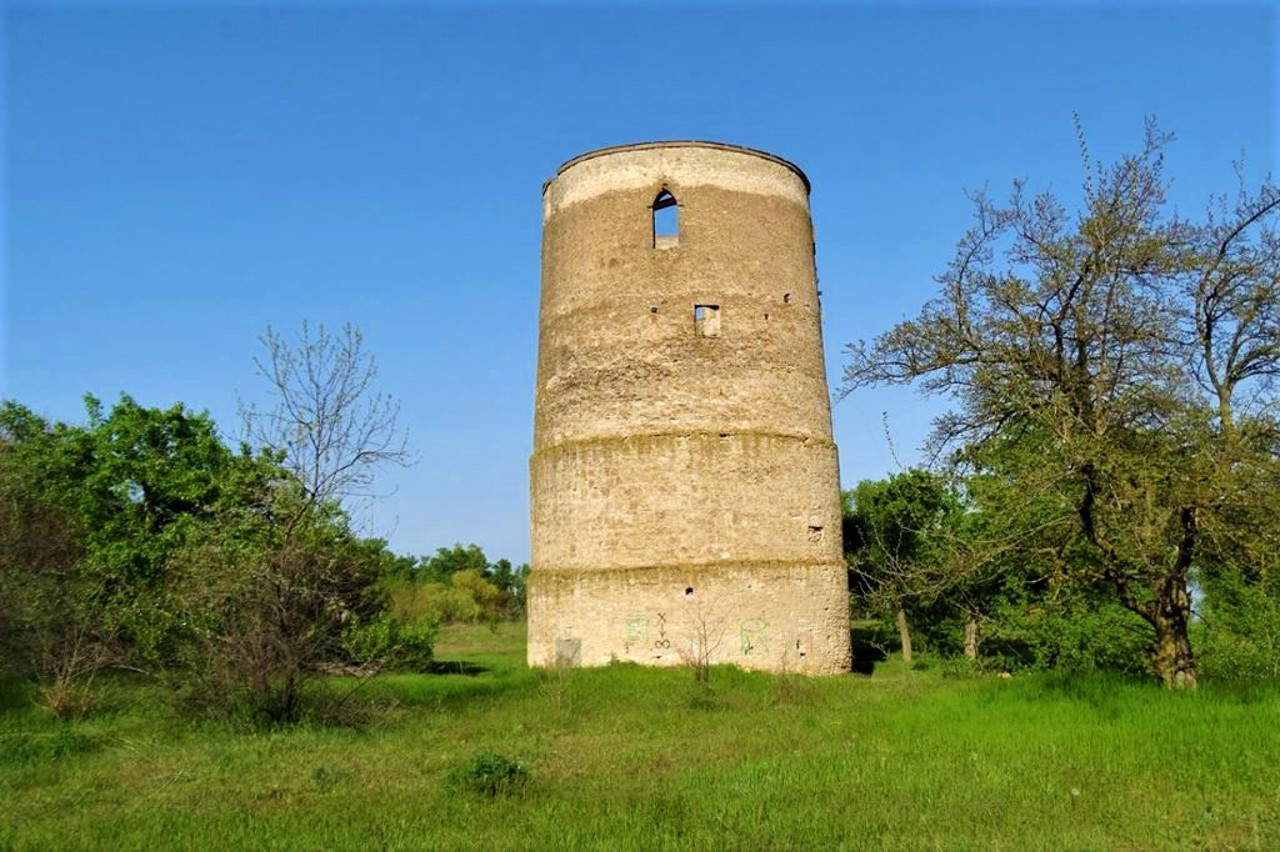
{"left": 548, "top": 141, "right": 811, "bottom": 194}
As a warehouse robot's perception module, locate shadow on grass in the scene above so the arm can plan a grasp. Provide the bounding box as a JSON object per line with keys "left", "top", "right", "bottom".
{"left": 850, "top": 625, "right": 889, "bottom": 676}
{"left": 425, "top": 660, "right": 489, "bottom": 676}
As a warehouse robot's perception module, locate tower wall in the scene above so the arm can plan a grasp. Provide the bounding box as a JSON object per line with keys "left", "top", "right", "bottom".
{"left": 529, "top": 142, "right": 851, "bottom": 674}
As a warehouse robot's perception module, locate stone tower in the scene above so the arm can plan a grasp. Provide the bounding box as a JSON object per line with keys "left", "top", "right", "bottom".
{"left": 529, "top": 141, "right": 851, "bottom": 674}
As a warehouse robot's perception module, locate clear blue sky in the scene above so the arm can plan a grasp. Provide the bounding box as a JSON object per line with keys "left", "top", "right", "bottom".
{"left": 4, "top": 2, "right": 1274, "bottom": 564}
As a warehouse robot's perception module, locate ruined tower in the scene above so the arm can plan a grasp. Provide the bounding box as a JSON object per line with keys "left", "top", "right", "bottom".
{"left": 529, "top": 141, "right": 851, "bottom": 674}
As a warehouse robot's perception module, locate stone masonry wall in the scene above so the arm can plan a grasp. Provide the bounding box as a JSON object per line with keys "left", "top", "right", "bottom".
{"left": 529, "top": 142, "right": 851, "bottom": 674}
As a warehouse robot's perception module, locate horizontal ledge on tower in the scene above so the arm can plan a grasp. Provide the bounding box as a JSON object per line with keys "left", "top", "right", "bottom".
{"left": 530, "top": 430, "right": 836, "bottom": 458}
{"left": 529, "top": 559, "right": 848, "bottom": 577}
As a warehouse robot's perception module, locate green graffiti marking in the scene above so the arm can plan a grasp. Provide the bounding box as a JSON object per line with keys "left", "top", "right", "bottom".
{"left": 739, "top": 618, "right": 768, "bottom": 655}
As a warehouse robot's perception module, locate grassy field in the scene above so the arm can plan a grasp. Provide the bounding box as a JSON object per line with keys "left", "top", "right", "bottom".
{"left": 3, "top": 623, "right": 1278, "bottom": 850}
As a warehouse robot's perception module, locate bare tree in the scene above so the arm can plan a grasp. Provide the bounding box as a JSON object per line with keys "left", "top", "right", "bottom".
{"left": 242, "top": 322, "right": 413, "bottom": 519}
{"left": 678, "top": 600, "right": 725, "bottom": 683}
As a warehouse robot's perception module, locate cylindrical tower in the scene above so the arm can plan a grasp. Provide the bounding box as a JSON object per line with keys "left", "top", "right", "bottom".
{"left": 529, "top": 141, "right": 851, "bottom": 674}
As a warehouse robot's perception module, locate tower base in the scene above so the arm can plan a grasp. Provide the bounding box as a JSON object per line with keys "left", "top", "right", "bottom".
{"left": 527, "top": 561, "right": 851, "bottom": 675}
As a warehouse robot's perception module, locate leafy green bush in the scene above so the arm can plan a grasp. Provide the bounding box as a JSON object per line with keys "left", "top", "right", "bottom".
{"left": 172, "top": 518, "right": 392, "bottom": 726}
{"left": 342, "top": 612, "right": 439, "bottom": 672}
{"left": 444, "top": 752, "right": 530, "bottom": 797}
{"left": 982, "top": 595, "right": 1151, "bottom": 676}
{"left": 1198, "top": 570, "right": 1280, "bottom": 683}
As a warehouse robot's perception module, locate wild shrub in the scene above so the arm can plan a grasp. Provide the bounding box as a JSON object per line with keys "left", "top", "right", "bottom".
{"left": 1198, "top": 570, "right": 1280, "bottom": 682}
{"left": 444, "top": 752, "right": 530, "bottom": 797}
{"left": 536, "top": 663, "right": 574, "bottom": 713}
{"left": 981, "top": 595, "right": 1151, "bottom": 676}
{"left": 940, "top": 657, "right": 980, "bottom": 679}
{"left": 173, "top": 514, "right": 387, "bottom": 726}
{"left": 342, "top": 612, "right": 439, "bottom": 672}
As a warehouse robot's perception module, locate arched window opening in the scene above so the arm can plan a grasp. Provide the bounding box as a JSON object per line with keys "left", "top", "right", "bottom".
{"left": 653, "top": 190, "right": 678, "bottom": 249}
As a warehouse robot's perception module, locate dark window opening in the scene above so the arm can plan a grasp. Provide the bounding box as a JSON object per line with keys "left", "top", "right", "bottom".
{"left": 653, "top": 190, "right": 678, "bottom": 248}
{"left": 694, "top": 304, "right": 720, "bottom": 337}
{"left": 685, "top": 587, "right": 694, "bottom": 596}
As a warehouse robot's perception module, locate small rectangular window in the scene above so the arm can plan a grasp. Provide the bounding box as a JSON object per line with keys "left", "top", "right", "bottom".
{"left": 694, "top": 304, "right": 720, "bottom": 337}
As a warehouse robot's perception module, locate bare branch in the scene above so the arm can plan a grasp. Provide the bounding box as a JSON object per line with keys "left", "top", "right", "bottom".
{"left": 240, "top": 322, "right": 415, "bottom": 519}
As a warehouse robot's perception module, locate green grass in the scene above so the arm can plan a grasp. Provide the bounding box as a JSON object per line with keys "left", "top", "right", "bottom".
{"left": 2, "top": 624, "right": 1278, "bottom": 850}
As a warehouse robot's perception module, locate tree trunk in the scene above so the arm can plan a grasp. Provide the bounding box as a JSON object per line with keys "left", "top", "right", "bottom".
{"left": 964, "top": 611, "right": 978, "bottom": 660}
{"left": 1151, "top": 575, "right": 1198, "bottom": 689}
{"left": 896, "top": 604, "right": 913, "bottom": 663}
{"left": 1218, "top": 393, "right": 1236, "bottom": 453}
{"left": 1081, "top": 470, "right": 1199, "bottom": 689}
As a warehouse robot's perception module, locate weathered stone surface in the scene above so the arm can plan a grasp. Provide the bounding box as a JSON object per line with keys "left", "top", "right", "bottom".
{"left": 529, "top": 141, "right": 851, "bottom": 674}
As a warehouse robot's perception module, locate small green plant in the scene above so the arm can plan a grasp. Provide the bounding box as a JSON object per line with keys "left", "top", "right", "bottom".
{"left": 309, "top": 764, "right": 344, "bottom": 791}
{"left": 537, "top": 663, "right": 574, "bottom": 713}
{"left": 686, "top": 682, "right": 722, "bottom": 711}
{"left": 444, "top": 752, "right": 530, "bottom": 797}
{"left": 678, "top": 604, "right": 723, "bottom": 684}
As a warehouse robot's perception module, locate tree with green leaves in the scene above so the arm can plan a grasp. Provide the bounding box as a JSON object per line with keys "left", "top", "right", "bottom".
{"left": 486, "top": 558, "right": 530, "bottom": 618}
{"left": 0, "top": 431, "right": 90, "bottom": 713}
{"left": 954, "top": 440, "right": 1155, "bottom": 674}
{"left": 382, "top": 544, "right": 529, "bottom": 625}
{"left": 416, "top": 543, "right": 492, "bottom": 582}
{"left": 0, "top": 390, "right": 410, "bottom": 722}
{"left": 0, "top": 395, "right": 281, "bottom": 713}
{"left": 842, "top": 120, "right": 1280, "bottom": 687}
{"left": 0, "top": 396, "right": 261, "bottom": 656}
{"left": 843, "top": 470, "right": 962, "bottom": 662}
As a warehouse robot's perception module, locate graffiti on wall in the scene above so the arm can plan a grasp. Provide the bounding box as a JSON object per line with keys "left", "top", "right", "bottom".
{"left": 622, "top": 614, "right": 647, "bottom": 653}
{"left": 625, "top": 615, "right": 648, "bottom": 641}
{"left": 653, "top": 611, "right": 671, "bottom": 649}
{"left": 621, "top": 612, "right": 771, "bottom": 659}
{"left": 739, "top": 618, "right": 768, "bottom": 655}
